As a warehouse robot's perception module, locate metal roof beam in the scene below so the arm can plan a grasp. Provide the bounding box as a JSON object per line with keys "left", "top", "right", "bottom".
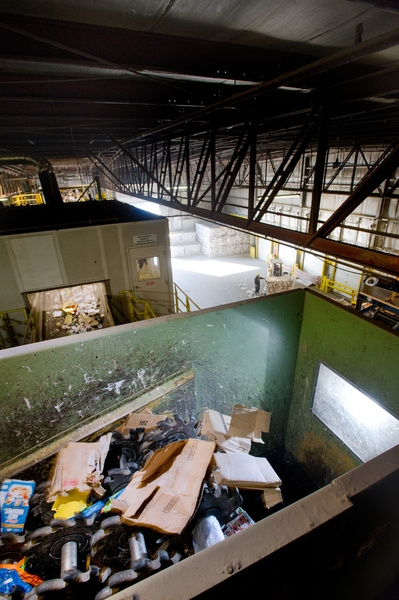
{"left": 306, "top": 143, "right": 399, "bottom": 244}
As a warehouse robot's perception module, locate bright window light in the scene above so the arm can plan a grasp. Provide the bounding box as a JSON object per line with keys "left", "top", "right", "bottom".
{"left": 312, "top": 363, "right": 399, "bottom": 462}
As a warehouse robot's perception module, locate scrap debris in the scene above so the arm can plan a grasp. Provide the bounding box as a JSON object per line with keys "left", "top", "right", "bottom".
{"left": 53, "top": 300, "right": 105, "bottom": 335}
{"left": 0, "top": 405, "right": 283, "bottom": 599}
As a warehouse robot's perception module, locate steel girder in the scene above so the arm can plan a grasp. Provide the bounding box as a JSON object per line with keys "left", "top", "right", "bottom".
{"left": 91, "top": 119, "right": 399, "bottom": 276}
{"left": 87, "top": 24, "right": 399, "bottom": 277}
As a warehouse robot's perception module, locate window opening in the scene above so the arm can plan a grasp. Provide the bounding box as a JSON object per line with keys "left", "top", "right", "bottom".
{"left": 312, "top": 363, "right": 399, "bottom": 462}
{"left": 136, "top": 256, "right": 161, "bottom": 280}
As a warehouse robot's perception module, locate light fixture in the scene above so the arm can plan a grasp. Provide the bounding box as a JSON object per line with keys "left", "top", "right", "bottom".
{"left": 278, "top": 85, "right": 312, "bottom": 93}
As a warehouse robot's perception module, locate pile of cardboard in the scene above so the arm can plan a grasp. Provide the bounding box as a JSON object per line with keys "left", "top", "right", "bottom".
{"left": 201, "top": 404, "right": 282, "bottom": 509}
{"left": 46, "top": 405, "right": 282, "bottom": 537}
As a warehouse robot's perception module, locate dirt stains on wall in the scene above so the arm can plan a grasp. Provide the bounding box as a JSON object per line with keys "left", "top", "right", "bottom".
{"left": 297, "top": 431, "right": 357, "bottom": 488}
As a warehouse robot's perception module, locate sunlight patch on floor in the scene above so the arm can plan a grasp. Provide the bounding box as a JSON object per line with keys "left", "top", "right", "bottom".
{"left": 171, "top": 258, "right": 258, "bottom": 277}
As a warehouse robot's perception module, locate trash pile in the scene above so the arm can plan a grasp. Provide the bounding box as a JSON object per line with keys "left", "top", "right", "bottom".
{"left": 0, "top": 405, "right": 282, "bottom": 599}
{"left": 51, "top": 300, "right": 105, "bottom": 335}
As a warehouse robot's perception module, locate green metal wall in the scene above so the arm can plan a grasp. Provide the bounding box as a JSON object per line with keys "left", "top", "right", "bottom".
{"left": 0, "top": 291, "right": 304, "bottom": 475}
{"left": 2, "top": 288, "right": 397, "bottom": 485}
{"left": 190, "top": 292, "right": 304, "bottom": 450}
{"left": 287, "top": 291, "right": 399, "bottom": 487}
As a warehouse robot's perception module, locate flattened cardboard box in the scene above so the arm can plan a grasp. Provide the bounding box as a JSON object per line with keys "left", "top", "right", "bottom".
{"left": 212, "top": 451, "right": 282, "bottom": 489}
{"left": 201, "top": 408, "right": 252, "bottom": 453}
{"left": 201, "top": 409, "right": 240, "bottom": 451}
{"left": 112, "top": 438, "right": 215, "bottom": 535}
{"left": 201, "top": 405, "right": 271, "bottom": 453}
{"left": 48, "top": 433, "right": 112, "bottom": 502}
{"left": 228, "top": 404, "right": 271, "bottom": 442}
{"left": 118, "top": 409, "right": 167, "bottom": 435}
{"left": 201, "top": 408, "right": 231, "bottom": 439}
{"left": 262, "top": 487, "right": 283, "bottom": 509}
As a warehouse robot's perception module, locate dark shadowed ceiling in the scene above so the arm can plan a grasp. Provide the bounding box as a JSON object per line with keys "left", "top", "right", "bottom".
{"left": 0, "top": 0, "right": 399, "bottom": 163}
{"left": 0, "top": 0, "right": 399, "bottom": 277}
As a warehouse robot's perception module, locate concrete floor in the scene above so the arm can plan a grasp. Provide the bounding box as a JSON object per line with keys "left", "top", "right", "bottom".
{"left": 171, "top": 253, "right": 271, "bottom": 310}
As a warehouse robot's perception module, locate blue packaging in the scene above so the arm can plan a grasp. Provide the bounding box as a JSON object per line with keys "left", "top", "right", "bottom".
{"left": 0, "top": 479, "right": 36, "bottom": 534}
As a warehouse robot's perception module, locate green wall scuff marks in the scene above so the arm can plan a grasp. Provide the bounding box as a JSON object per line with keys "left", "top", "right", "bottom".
{"left": 1, "top": 289, "right": 398, "bottom": 488}
{"left": 0, "top": 292, "right": 304, "bottom": 470}
{"left": 287, "top": 292, "right": 399, "bottom": 487}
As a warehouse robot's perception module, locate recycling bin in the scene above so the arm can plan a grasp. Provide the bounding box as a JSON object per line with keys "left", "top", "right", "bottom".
{"left": 0, "top": 288, "right": 398, "bottom": 599}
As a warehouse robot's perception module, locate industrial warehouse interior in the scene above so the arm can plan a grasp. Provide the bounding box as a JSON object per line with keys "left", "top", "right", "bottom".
{"left": 0, "top": 2, "right": 399, "bottom": 600}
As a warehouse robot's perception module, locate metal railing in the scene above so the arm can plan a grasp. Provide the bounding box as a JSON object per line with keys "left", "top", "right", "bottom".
{"left": 319, "top": 276, "right": 357, "bottom": 305}
{"left": 119, "top": 290, "right": 157, "bottom": 322}
{"left": 174, "top": 283, "right": 201, "bottom": 313}
{"left": 0, "top": 308, "right": 32, "bottom": 348}
{"left": 11, "top": 193, "right": 44, "bottom": 206}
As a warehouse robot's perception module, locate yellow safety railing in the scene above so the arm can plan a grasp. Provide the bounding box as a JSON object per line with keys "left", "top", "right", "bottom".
{"left": 119, "top": 290, "right": 156, "bottom": 322}
{"left": 320, "top": 276, "right": 357, "bottom": 305}
{"left": 11, "top": 193, "right": 44, "bottom": 206}
{"left": 0, "top": 308, "right": 32, "bottom": 347}
{"left": 174, "top": 283, "right": 201, "bottom": 313}
{"left": 23, "top": 313, "right": 37, "bottom": 345}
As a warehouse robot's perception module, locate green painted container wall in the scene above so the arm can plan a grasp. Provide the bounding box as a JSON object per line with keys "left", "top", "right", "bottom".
{"left": 0, "top": 291, "right": 304, "bottom": 472}
{"left": 190, "top": 292, "right": 304, "bottom": 449}
{"left": 287, "top": 291, "right": 399, "bottom": 487}
{"left": 3, "top": 288, "right": 398, "bottom": 485}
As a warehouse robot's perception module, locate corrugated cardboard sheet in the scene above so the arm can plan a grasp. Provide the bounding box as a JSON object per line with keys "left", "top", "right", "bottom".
{"left": 112, "top": 438, "right": 215, "bottom": 534}
{"left": 118, "top": 409, "right": 168, "bottom": 435}
{"left": 212, "top": 452, "right": 282, "bottom": 489}
{"left": 227, "top": 404, "right": 271, "bottom": 441}
{"left": 201, "top": 405, "right": 271, "bottom": 453}
{"left": 48, "top": 434, "right": 112, "bottom": 502}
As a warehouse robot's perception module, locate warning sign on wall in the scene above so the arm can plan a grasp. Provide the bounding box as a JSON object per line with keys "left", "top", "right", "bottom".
{"left": 133, "top": 234, "right": 157, "bottom": 246}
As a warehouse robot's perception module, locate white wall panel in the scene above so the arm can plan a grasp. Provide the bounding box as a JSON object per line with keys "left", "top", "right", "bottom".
{"left": 58, "top": 228, "right": 105, "bottom": 284}
{"left": 9, "top": 235, "right": 64, "bottom": 291}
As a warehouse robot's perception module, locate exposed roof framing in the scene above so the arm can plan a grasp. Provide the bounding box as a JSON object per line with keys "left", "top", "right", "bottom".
{"left": 92, "top": 122, "right": 399, "bottom": 274}
{"left": 1, "top": 4, "right": 399, "bottom": 160}
{"left": 0, "top": 1, "right": 399, "bottom": 274}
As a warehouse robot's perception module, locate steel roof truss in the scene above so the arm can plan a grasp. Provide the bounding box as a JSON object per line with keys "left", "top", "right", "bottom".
{"left": 306, "top": 142, "right": 399, "bottom": 245}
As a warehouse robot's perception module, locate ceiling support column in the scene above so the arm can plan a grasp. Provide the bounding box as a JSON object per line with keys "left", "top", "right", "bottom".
{"left": 38, "top": 168, "right": 63, "bottom": 207}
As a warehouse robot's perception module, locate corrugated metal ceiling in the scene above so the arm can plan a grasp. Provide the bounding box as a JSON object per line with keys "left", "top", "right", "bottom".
{"left": 0, "top": 0, "right": 398, "bottom": 163}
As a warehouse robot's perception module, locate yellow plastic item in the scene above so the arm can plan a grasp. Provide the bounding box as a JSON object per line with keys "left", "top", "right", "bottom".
{"left": 51, "top": 490, "right": 89, "bottom": 519}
